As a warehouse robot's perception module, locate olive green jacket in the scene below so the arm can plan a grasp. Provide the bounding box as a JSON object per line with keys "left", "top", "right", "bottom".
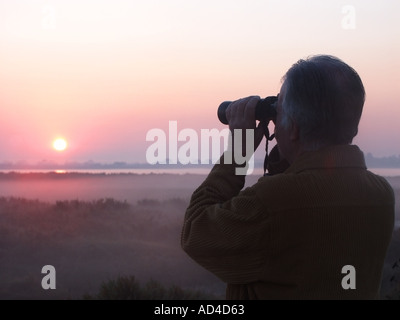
{"left": 181, "top": 145, "right": 395, "bottom": 299}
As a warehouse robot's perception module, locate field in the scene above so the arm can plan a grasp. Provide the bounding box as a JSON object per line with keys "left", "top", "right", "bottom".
{"left": 0, "top": 172, "right": 399, "bottom": 300}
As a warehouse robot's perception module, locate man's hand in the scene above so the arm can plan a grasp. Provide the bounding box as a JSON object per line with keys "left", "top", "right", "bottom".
{"left": 225, "top": 96, "right": 265, "bottom": 155}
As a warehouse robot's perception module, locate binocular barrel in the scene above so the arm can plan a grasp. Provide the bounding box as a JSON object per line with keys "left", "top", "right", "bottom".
{"left": 217, "top": 96, "right": 278, "bottom": 125}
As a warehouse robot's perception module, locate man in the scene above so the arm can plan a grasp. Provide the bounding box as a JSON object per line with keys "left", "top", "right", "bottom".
{"left": 181, "top": 55, "right": 395, "bottom": 299}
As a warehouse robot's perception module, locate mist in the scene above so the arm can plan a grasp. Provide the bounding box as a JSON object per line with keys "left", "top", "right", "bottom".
{"left": 0, "top": 172, "right": 399, "bottom": 299}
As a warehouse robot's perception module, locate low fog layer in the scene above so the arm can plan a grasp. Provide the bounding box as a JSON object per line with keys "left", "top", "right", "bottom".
{"left": 0, "top": 173, "right": 398, "bottom": 299}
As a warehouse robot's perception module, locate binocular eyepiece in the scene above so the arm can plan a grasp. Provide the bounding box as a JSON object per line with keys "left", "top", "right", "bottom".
{"left": 217, "top": 96, "right": 278, "bottom": 125}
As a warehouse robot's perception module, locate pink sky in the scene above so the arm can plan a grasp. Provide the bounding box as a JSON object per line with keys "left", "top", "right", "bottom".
{"left": 0, "top": 0, "right": 399, "bottom": 164}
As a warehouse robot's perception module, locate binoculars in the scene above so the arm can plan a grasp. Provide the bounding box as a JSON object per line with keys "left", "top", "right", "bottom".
{"left": 217, "top": 96, "right": 278, "bottom": 125}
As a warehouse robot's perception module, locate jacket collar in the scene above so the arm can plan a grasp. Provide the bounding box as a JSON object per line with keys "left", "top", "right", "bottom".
{"left": 285, "top": 144, "right": 367, "bottom": 174}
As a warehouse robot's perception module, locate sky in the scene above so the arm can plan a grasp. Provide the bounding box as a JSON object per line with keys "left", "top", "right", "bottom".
{"left": 0, "top": 0, "right": 399, "bottom": 165}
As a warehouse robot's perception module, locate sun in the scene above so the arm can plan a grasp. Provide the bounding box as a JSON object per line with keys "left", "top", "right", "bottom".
{"left": 53, "top": 138, "right": 68, "bottom": 151}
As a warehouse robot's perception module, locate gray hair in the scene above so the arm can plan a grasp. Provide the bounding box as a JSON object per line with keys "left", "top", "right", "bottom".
{"left": 281, "top": 55, "right": 365, "bottom": 150}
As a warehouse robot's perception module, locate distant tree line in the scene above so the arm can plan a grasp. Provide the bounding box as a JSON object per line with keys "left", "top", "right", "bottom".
{"left": 365, "top": 153, "right": 400, "bottom": 168}
{"left": 0, "top": 160, "right": 213, "bottom": 170}
{"left": 0, "top": 153, "right": 399, "bottom": 170}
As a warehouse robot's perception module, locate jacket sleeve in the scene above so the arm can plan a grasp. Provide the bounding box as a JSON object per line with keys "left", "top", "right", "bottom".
{"left": 181, "top": 153, "right": 270, "bottom": 284}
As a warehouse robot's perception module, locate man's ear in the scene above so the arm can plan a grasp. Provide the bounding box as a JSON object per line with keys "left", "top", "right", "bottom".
{"left": 289, "top": 121, "right": 300, "bottom": 141}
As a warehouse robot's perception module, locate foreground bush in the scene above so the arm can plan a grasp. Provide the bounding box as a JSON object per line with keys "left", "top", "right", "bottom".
{"left": 84, "top": 275, "right": 217, "bottom": 300}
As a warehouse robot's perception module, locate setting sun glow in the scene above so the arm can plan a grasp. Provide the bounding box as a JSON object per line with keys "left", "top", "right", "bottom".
{"left": 0, "top": 1, "right": 398, "bottom": 162}
{"left": 53, "top": 138, "right": 68, "bottom": 152}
